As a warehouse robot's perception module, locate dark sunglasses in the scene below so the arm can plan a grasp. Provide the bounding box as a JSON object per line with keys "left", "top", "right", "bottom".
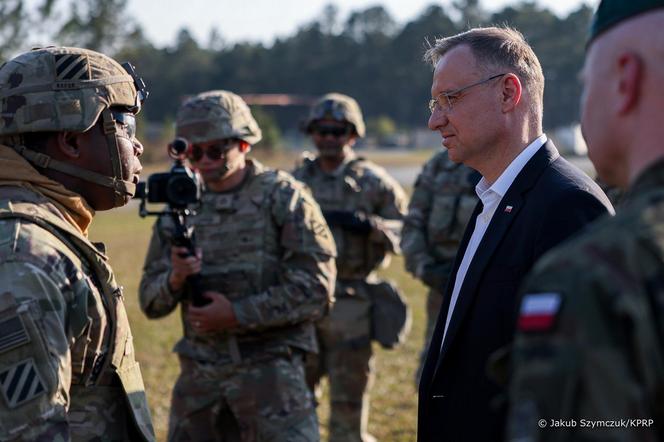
{"left": 187, "top": 139, "right": 236, "bottom": 162}
{"left": 312, "top": 125, "right": 351, "bottom": 138}
{"left": 111, "top": 110, "right": 137, "bottom": 139}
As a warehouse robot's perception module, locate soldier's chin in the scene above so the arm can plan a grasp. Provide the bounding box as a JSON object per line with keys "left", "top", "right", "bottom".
{"left": 200, "top": 167, "right": 228, "bottom": 183}
{"left": 318, "top": 146, "right": 344, "bottom": 158}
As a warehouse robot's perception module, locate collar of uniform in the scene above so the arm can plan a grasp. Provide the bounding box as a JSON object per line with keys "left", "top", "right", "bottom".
{"left": 623, "top": 157, "right": 664, "bottom": 203}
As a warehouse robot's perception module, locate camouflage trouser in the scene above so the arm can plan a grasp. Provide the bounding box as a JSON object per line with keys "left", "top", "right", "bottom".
{"left": 306, "top": 291, "right": 376, "bottom": 442}
{"left": 68, "top": 384, "right": 135, "bottom": 441}
{"left": 168, "top": 353, "right": 319, "bottom": 442}
{"left": 415, "top": 289, "right": 443, "bottom": 386}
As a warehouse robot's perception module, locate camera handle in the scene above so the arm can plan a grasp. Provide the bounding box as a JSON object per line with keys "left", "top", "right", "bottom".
{"left": 169, "top": 211, "right": 210, "bottom": 307}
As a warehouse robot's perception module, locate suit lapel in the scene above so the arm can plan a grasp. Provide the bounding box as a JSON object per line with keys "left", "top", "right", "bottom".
{"left": 434, "top": 141, "right": 560, "bottom": 373}
{"left": 419, "top": 199, "right": 483, "bottom": 393}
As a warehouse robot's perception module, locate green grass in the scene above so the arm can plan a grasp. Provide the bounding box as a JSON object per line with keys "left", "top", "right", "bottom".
{"left": 90, "top": 153, "right": 429, "bottom": 441}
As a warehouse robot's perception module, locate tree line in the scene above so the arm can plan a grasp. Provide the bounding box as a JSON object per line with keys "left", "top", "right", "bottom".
{"left": 2, "top": 1, "right": 593, "bottom": 142}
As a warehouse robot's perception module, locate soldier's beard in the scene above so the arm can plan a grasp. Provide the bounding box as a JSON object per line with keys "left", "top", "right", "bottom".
{"left": 317, "top": 142, "right": 346, "bottom": 159}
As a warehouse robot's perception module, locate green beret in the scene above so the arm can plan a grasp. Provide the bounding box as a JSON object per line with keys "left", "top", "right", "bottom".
{"left": 589, "top": 0, "right": 664, "bottom": 44}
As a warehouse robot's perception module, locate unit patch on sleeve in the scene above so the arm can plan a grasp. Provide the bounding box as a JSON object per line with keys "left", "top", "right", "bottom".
{"left": 0, "top": 315, "right": 30, "bottom": 354}
{"left": 0, "top": 359, "right": 46, "bottom": 408}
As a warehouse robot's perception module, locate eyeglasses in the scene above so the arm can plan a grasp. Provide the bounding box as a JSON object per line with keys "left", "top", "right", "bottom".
{"left": 188, "top": 139, "right": 236, "bottom": 162}
{"left": 428, "top": 73, "right": 506, "bottom": 114}
{"left": 312, "top": 125, "right": 351, "bottom": 138}
{"left": 111, "top": 110, "right": 137, "bottom": 139}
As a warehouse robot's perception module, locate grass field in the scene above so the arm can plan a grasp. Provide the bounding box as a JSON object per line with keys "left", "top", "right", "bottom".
{"left": 89, "top": 153, "right": 430, "bottom": 441}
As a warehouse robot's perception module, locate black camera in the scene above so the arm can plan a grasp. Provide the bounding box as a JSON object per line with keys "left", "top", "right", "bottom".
{"left": 135, "top": 138, "right": 200, "bottom": 211}
{"left": 134, "top": 137, "right": 208, "bottom": 305}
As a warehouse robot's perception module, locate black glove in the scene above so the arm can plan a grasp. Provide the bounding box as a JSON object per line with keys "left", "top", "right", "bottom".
{"left": 419, "top": 262, "right": 452, "bottom": 292}
{"left": 322, "top": 210, "right": 372, "bottom": 234}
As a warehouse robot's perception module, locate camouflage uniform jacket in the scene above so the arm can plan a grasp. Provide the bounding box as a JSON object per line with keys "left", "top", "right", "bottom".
{"left": 292, "top": 152, "right": 407, "bottom": 282}
{"left": 508, "top": 159, "right": 664, "bottom": 442}
{"left": 401, "top": 150, "right": 480, "bottom": 291}
{"left": 139, "top": 159, "right": 336, "bottom": 363}
{"left": 0, "top": 186, "right": 154, "bottom": 441}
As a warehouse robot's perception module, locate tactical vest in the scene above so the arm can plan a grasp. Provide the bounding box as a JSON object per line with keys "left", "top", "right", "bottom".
{"left": 426, "top": 155, "right": 480, "bottom": 262}
{"left": 0, "top": 188, "right": 154, "bottom": 441}
{"left": 297, "top": 157, "right": 387, "bottom": 280}
{"left": 173, "top": 164, "right": 317, "bottom": 362}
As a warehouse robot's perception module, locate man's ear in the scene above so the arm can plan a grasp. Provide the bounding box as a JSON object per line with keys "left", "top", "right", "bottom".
{"left": 501, "top": 73, "right": 522, "bottom": 113}
{"left": 238, "top": 140, "right": 251, "bottom": 153}
{"left": 55, "top": 131, "right": 82, "bottom": 159}
{"left": 346, "top": 134, "right": 357, "bottom": 147}
{"left": 616, "top": 52, "right": 642, "bottom": 115}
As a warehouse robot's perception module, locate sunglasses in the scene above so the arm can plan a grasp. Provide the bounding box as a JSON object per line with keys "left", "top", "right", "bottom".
{"left": 312, "top": 125, "right": 351, "bottom": 138}
{"left": 188, "top": 139, "right": 236, "bottom": 162}
{"left": 111, "top": 110, "right": 137, "bottom": 139}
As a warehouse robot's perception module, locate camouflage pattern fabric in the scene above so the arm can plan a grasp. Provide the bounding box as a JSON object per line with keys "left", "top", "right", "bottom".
{"left": 303, "top": 93, "right": 366, "bottom": 138}
{"left": 506, "top": 160, "right": 664, "bottom": 442}
{"left": 0, "top": 46, "right": 140, "bottom": 135}
{"left": 140, "top": 159, "right": 336, "bottom": 441}
{"left": 176, "top": 90, "right": 262, "bottom": 145}
{"left": 293, "top": 152, "right": 407, "bottom": 442}
{"left": 170, "top": 353, "right": 317, "bottom": 442}
{"left": 0, "top": 186, "right": 154, "bottom": 441}
{"left": 400, "top": 150, "right": 480, "bottom": 384}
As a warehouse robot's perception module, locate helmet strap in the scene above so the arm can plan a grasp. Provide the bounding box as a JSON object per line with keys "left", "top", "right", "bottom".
{"left": 100, "top": 108, "right": 133, "bottom": 207}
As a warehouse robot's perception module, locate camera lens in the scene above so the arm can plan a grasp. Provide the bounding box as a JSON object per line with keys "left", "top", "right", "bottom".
{"left": 167, "top": 174, "right": 199, "bottom": 207}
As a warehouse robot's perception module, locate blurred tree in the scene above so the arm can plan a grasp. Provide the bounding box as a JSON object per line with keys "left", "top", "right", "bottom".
{"left": 453, "top": 0, "right": 488, "bottom": 28}
{"left": 103, "top": 1, "right": 595, "bottom": 135}
{"left": 57, "top": 0, "right": 135, "bottom": 53}
{"left": 250, "top": 107, "right": 282, "bottom": 151}
{"left": 0, "top": 0, "right": 56, "bottom": 62}
{"left": 318, "top": 3, "right": 341, "bottom": 35}
{"left": 207, "top": 27, "right": 226, "bottom": 51}
{"left": 387, "top": 5, "right": 459, "bottom": 126}
{"left": 344, "top": 5, "right": 397, "bottom": 42}
{"left": 367, "top": 115, "right": 397, "bottom": 140}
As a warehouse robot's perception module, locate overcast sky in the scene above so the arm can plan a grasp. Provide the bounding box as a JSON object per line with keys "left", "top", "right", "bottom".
{"left": 126, "top": 0, "right": 598, "bottom": 48}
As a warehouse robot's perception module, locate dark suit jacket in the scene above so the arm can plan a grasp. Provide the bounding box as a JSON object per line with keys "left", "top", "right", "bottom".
{"left": 417, "top": 142, "right": 613, "bottom": 442}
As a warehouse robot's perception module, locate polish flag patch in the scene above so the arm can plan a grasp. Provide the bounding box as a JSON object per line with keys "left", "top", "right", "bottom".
{"left": 518, "top": 292, "right": 562, "bottom": 332}
{"left": 504, "top": 205, "right": 513, "bottom": 213}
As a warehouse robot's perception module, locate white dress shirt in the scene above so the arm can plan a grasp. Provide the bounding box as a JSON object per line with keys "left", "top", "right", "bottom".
{"left": 440, "top": 134, "right": 548, "bottom": 349}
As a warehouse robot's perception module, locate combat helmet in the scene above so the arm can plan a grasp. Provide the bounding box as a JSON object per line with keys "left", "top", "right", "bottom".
{"left": 0, "top": 46, "right": 148, "bottom": 206}
{"left": 304, "top": 92, "right": 366, "bottom": 138}
{"left": 176, "top": 90, "right": 262, "bottom": 145}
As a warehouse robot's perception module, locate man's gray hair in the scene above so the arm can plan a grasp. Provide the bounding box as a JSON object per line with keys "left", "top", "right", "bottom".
{"left": 424, "top": 27, "right": 544, "bottom": 121}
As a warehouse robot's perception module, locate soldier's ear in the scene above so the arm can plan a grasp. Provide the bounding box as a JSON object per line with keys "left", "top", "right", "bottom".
{"left": 55, "top": 131, "right": 82, "bottom": 159}
{"left": 238, "top": 140, "right": 251, "bottom": 153}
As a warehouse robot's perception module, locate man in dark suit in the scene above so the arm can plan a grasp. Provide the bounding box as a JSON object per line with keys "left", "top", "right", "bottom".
{"left": 418, "top": 26, "right": 614, "bottom": 441}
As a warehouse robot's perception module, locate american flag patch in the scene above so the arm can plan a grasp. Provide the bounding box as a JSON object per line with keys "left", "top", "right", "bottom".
{"left": 518, "top": 292, "right": 562, "bottom": 332}
{"left": 0, "top": 359, "right": 46, "bottom": 408}
{"left": 0, "top": 315, "right": 30, "bottom": 354}
{"left": 55, "top": 53, "right": 91, "bottom": 81}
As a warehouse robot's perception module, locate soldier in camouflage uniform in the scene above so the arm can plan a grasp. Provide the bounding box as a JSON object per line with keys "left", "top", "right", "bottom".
{"left": 507, "top": 2, "right": 664, "bottom": 441}
{"left": 0, "top": 47, "right": 155, "bottom": 441}
{"left": 400, "top": 150, "right": 479, "bottom": 384}
{"left": 293, "top": 93, "right": 408, "bottom": 442}
{"left": 139, "top": 90, "right": 336, "bottom": 442}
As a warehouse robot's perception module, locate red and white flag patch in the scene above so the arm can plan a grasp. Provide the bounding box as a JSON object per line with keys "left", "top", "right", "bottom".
{"left": 518, "top": 292, "right": 562, "bottom": 332}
